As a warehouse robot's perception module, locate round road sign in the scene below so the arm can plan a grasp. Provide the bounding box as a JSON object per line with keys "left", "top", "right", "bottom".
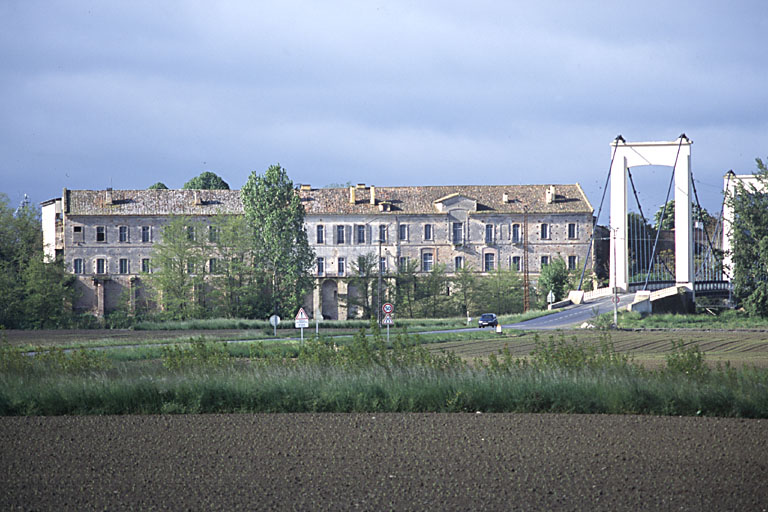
{"left": 269, "top": 315, "right": 281, "bottom": 327}
{"left": 382, "top": 303, "right": 394, "bottom": 314}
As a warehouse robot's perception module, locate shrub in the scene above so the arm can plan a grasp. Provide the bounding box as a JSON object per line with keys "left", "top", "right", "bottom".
{"left": 161, "top": 337, "right": 232, "bottom": 370}
{"left": 665, "top": 340, "right": 709, "bottom": 378}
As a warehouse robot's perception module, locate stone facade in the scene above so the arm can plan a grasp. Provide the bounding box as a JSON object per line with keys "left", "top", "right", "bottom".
{"left": 43, "top": 183, "right": 595, "bottom": 318}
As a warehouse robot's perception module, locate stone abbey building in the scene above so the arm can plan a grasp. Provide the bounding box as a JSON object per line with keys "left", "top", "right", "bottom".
{"left": 42, "top": 183, "right": 595, "bottom": 319}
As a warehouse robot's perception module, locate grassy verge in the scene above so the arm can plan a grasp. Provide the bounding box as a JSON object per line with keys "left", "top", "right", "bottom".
{"left": 132, "top": 311, "right": 552, "bottom": 331}
{"left": 616, "top": 310, "right": 768, "bottom": 329}
{"left": 2, "top": 329, "right": 767, "bottom": 417}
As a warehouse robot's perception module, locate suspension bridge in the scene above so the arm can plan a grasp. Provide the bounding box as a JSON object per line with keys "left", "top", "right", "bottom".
{"left": 567, "top": 135, "right": 733, "bottom": 315}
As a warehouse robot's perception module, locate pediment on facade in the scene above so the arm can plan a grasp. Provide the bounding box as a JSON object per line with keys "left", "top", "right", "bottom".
{"left": 433, "top": 193, "right": 477, "bottom": 213}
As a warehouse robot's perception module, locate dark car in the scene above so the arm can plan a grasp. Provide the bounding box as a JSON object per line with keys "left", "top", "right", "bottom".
{"left": 478, "top": 313, "right": 498, "bottom": 328}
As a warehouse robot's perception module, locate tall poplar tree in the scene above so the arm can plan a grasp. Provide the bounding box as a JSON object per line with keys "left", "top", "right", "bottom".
{"left": 729, "top": 158, "right": 768, "bottom": 316}
{"left": 241, "top": 165, "right": 314, "bottom": 319}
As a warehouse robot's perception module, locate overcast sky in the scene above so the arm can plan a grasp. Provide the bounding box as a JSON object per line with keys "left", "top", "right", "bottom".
{"left": 2, "top": 1, "right": 766, "bottom": 220}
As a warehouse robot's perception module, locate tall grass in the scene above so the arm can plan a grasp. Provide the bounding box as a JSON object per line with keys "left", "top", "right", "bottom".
{"left": 2, "top": 329, "right": 767, "bottom": 417}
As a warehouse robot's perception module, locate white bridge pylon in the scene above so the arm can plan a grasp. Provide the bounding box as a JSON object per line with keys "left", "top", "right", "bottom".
{"left": 609, "top": 136, "right": 694, "bottom": 293}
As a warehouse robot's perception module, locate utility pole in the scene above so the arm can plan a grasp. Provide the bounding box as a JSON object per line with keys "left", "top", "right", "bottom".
{"left": 523, "top": 207, "right": 530, "bottom": 312}
{"left": 377, "top": 235, "right": 382, "bottom": 326}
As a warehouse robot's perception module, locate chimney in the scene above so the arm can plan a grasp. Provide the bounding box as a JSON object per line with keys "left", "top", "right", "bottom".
{"left": 502, "top": 192, "right": 509, "bottom": 203}
{"left": 349, "top": 186, "right": 356, "bottom": 204}
{"left": 546, "top": 185, "right": 555, "bottom": 204}
{"left": 194, "top": 190, "right": 203, "bottom": 205}
{"left": 370, "top": 185, "right": 376, "bottom": 205}
{"left": 105, "top": 188, "right": 113, "bottom": 205}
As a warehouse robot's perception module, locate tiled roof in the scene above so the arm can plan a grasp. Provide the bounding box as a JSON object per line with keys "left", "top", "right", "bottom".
{"left": 64, "top": 184, "right": 593, "bottom": 216}
{"left": 66, "top": 189, "right": 244, "bottom": 216}
{"left": 300, "top": 184, "right": 593, "bottom": 215}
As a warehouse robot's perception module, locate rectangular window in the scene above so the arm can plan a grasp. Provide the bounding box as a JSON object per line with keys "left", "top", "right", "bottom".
{"left": 73, "top": 226, "right": 84, "bottom": 243}
{"left": 398, "top": 257, "right": 408, "bottom": 272}
{"left": 568, "top": 223, "right": 577, "bottom": 239}
{"left": 484, "top": 253, "right": 495, "bottom": 272}
{"left": 316, "top": 225, "right": 325, "bottom": 244}
{"left": 96, "top": 258, "right": 106, "bottom": 274}
{"left": 424, "top": 224, "right": 433, "bottom": 241}
{"left": 187, "top": 261, "right": 195, "bottom": 274}
{"left": 207, "top": 258, "right": 217, "bottom": 274}
{"left": 380, "top": 257, "right": 387, "bottom": 273}
{"left": 141, "top": 226, "right": 151, "bottom": 243}
{"left": 452, "top": 222, "right": 463, "bottom": 244}
{"left": 541, "top": 223, "right": 549, "bottom": 239}
{"left": 454, "top": 256, "right": 464, "bottom": 270}
{"left": 512, "top": 224, "right": 520, "bottom": 243}
{"left": 208, "top": 225, "right": 219, "bottom": 243}
{"left": 317, "top": 257, "right": 325, "bottom": 275}
{"left": 336, "top": 225, "right": 345, "bottom": 244}
{"left": 356, "top": 225, "right": 366, "bottom": 244}
{"left": 399, "top": 224, "right": 408, "bottom": 241}
{"left": 541, "top": 255, "right": 550, "bottom": 267}
{"left": 96, "top": 226, "right": 106, "bottom": 242}
{"left": 119, "top": 258, "right": 129, "bottom": 274}
{"left": 73, "top": 258, "right": 83, "bottom": 274}
{"left": 337, "top": 257, "right": 345, "bottom": 275}
{"left": 142, "top": 258, "right": 151, "bottom": 273}
{"left": 485, "top": 224, "right": 494, "bottom": 244}
{"left": 119, "top": 226, "right": 128, "bottom": 242}
{"left": 379, "top": 224, "right": 387, "bottom": 243}
{"left": 186, "top": 226, "right": 195, "bottom": 241}
{"left": 568, "top": 255, "right": 578, "bottom": 271}
{"left": 422, "top": 252, "right": 433, "bottom": 272}
{"left": 512, "top": 256, "right": 521, "bottom": 271}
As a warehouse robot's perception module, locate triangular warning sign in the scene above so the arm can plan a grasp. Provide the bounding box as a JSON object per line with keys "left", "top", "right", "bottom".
{"left": 295, "top": 307, "right": 309, "bottom": 321}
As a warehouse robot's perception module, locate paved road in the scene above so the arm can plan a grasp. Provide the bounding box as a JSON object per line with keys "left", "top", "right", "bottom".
{"left": 506, "top": 293, "right": 636, "bottom": 330}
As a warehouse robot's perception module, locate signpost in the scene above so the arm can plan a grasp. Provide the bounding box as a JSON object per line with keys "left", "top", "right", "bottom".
{"left": 382, "top": 303, "right": 394, "bottom": 342}
{"left": 547, "top": 290, "right": 555, "bottom": 308}
{"left": 269, "top": 314, "right": 280, "bottom": 337}
{"left": 295, "top": 307, "right": 309, "bottom": 345}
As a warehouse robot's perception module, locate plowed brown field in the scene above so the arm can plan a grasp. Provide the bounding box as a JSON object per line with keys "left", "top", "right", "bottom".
{"left": 2, "top": 414, "right": 766, "bottom": 511}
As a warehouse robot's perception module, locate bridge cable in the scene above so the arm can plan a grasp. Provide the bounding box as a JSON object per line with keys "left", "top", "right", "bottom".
{"left": 693, "top": 170, "right": 731, "bottom": 279}
{"left": 643, "top": 135, "right": 686, "bottom": 290}
{"left": 690, "top": 168, "right": 720, "bottom": 278}
{"left": 627, "top": 169, "right": 674, "bottom": 279}
{"left": 578, "top": 135, "right": 624, "bottom": 290}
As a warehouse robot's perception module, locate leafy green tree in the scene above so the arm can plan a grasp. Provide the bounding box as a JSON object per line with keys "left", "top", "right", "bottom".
{"left": 653, "top": 199, "right": 712, "bottom": 231}
{"left": 418, "top": 263, "right": 450, "bottom": 318}
{"left": 183, "top": 171, "right": 230, "bottom": 190}
{"left": 394, "top": 258, "right": 419, "bottom": 318}
{"left": 146, "top": 216, "right": 206, "bottom": 319}
{"left": 207, "top": 214, "right": 267, "bottom": 318}
{"left": 21, "top": 257, "right": 76, "bottom": 328}
{"left": 451, "top": 264, "right": 479, "bottom": 317}
{"left": 148, "top": 182, "right": 169, "bottom": 190}
{"left": 729, "top": 158, "right": 768, "bottom": 316}
{"left": 0, "top": 194, "right": 76, "bottom": 328}
{"left": 538, "top": 256, "right": 572, "bottom": 303}
{"left": 241, "top": 164, "right": 315, "bottom": 320}
{"left": 479, "top": 266, "right": 523, "bottom": 315}
{"left": 346, "top": 253, "right": 378, "bottom": 319}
